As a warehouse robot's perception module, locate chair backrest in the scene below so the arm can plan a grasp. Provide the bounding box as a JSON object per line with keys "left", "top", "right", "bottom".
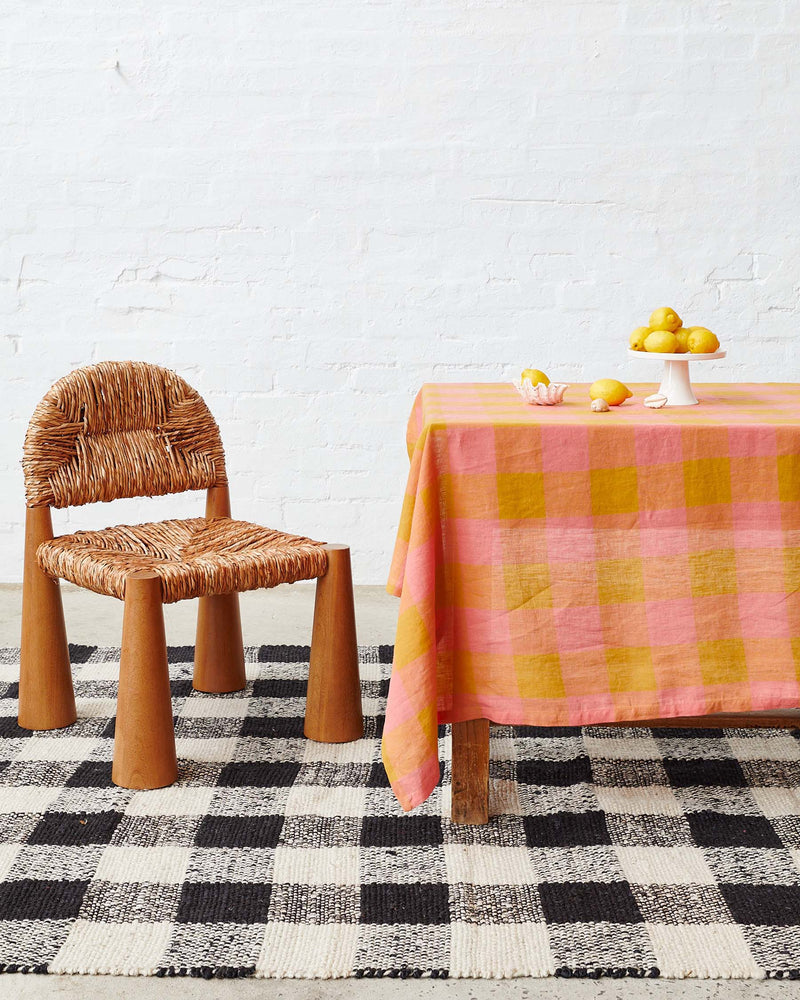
{"left": 23, "top": 361, "right": 227, "bottom": 508}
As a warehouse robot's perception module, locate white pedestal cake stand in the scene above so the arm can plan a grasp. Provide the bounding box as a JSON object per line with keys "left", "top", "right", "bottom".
{"left": 627, "top": 349, "right": 727, "bottom": 406}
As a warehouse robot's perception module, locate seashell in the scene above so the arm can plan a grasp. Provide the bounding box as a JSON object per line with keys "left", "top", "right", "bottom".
{"left": 644, "top": 392, "right": 668, "bottom": 409}
{"left": 590, "top": 398, "right": 610, "bottom": 412}
{"left": 513, "top": 380, "right": 568, "bottom": 406}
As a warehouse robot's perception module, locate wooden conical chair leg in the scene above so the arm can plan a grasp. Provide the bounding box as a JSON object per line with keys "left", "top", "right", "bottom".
{"left": 19, "top": 506, "right": 76, "bottom": 731}
{"left": 112, "top": 571, "right": 177, "bottom": 790}
{"left": 305, "top": 544, "right": 363, "bottom": 743}
{"left": 193, "top": 592, "right": 246, "bottom": 692}
{"left": 193, "top": 482, "right": 246, "bottom": 693}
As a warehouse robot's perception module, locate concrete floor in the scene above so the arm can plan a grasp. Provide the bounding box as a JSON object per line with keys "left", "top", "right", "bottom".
{"left": 0, "top": 581, "right": 400, "bottom": 650}
{"left": 1, "top": 584, "right": 796, "bottom": 998}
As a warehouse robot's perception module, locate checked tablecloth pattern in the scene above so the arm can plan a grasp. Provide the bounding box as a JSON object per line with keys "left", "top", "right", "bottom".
{"left": 384, "top": 383, "right": 800, "bottom": 811}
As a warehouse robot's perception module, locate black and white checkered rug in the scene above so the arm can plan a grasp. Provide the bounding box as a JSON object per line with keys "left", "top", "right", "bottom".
{"left": 1, "top": 644, "right": 799, "bottom": 980}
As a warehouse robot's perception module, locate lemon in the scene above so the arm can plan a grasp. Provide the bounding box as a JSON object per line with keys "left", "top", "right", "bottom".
{"left": 629, "top": 327, "right": 651, "bottom": 351}
{"left": 674, "top": 328, "right": 691, "bottom": 354}
{"left": 520, "top": 368, "right": 550, "bottom": 386}
{"left": 687, "top": 327, "right": 720, "bottom": 354}
{"left": 644, "top": 329, "right": 679, "bottom": 353}
{"left": 648, "top": 306, "right": 682, "bottom": 333}
{"left": 589, "top": 379, "right": 633, "bottom": 406}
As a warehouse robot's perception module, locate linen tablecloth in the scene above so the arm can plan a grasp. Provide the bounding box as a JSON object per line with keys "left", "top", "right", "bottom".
{"left": 383, "top": 382, "right": 800, "bottom": 810}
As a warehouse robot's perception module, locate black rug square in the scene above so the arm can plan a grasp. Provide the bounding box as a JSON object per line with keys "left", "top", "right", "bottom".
{"left": 538, "top": 881, "right": 643, "bottom": 924}
{"left": 523, "top": 811, "right": 611, "bottom": 847}
{"left": 195, "top": 815, "right": 284, "bottom": 849}
{"left": 663, "top": 757, "right": 748, "bottom": 788}
{"left": 28, "top": 811, "right": 123, "bottom": 847}
{"left": 66, "top": 762, "right": 113, "bottom": 787}
{"left": 516, "top": 756, "right": 594, "bottom": 786}
{"left": 360, "top": 815, "right": 443, "bottom": 847}
{"left": 177, "top": 881, "right": 273, "bottom": 924}
{"left": 0, "top": 878, "right": 88, "bottom": 920}
{"left": 360, "top": 883, "right": 450, "bottom": 925}
{"left": 686, "top": 811, "right": 783, "bottom": 849}
{"left": 0, "top": 718, "right": 31, "bottom": 739}
{"left": 721, "top": 884, "right": 800, "bottom": 926}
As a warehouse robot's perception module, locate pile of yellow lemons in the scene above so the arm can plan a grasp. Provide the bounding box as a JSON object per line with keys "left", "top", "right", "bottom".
{"left": 630, "top": 307, "right": 720, "bottom": 355}
{"left": 521, "top": 307, "right": 721, "bottom": 411}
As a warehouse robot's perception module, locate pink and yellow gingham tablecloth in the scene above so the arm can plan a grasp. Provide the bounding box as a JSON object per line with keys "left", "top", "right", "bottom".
{"left": 383, "top": 382, "right": 800, "bottom": 810}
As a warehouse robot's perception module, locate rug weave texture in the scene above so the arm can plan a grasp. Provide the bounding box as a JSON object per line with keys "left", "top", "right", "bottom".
{"left": 1, "top": 644, "right": 799, "bottom": 979}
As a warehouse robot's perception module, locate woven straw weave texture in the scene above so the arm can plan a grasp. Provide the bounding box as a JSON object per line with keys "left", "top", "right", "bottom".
{"left": 37, "top": 517, "right": 329, "bottom": 604}
{"left": 23, "top": 361, "right": 227, "bottom": 508}
{"left": 24, "top": 361, "right": 329, "bottom": 602}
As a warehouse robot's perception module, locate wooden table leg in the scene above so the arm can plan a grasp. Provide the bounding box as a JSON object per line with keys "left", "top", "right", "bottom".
{"left": 451, "top": 718, "right": 490, "bottom": 825}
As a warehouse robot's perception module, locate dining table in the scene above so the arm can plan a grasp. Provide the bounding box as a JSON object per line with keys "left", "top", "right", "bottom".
{"left": 383, "top": 381, "right": 800, "bottom": 821}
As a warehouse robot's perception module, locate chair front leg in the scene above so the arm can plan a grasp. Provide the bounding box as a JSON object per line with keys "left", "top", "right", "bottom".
{"left": 112, "top": 571, "right": 177, "bottom": 790}
{"left": 305, "top": 544, "right": 363, "bottom": 742}
{"left": 18, "top": 506, "right": 76, "bottom": 731}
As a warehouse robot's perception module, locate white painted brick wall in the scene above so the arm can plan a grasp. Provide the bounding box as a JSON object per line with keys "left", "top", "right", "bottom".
{"left": 2, "top": 1, "right": 800, "bottom": 585}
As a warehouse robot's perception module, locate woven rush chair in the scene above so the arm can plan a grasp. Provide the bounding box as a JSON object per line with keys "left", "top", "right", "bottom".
{"left": 20, "top": 361, "right": 363, "bottom": 789}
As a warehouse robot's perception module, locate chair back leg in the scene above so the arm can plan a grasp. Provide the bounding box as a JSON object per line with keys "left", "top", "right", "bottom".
{"left": 194, "top": 591, "right": 246, "bottom": 692}
{"left": 305, "top": 544, "right": 364, "bottom": 742}
{"left": 192, "top": 482, "right": 246, "bottom": 692}
{"left": 112, "top": 571, "right": 178, "bottom": 789}
{"left": 19, "top": 506, "right": 76, "bottom": 730}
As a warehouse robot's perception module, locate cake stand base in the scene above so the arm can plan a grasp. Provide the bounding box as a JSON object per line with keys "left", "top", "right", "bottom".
{"left": 627, "top": 349, "right": 726, "bottom": 407}
{"left": 658, "top": 359, "right": 698, "bottom": 406}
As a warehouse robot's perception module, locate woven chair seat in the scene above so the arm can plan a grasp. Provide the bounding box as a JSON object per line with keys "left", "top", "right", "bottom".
{"left": 37, "top": 517, "right": 329, "bottom": 604}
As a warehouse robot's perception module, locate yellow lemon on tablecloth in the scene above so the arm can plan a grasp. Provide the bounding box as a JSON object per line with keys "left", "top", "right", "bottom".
{"left": 648, "top": 306, "right": 682, "bottom": 333}
{"left": 687, "top": 327, "right": 720, "bottom": 354}
{"left": 644, "top": 329, "right": 678, "bottom": 353}
{"left": 629, "top": 327, "right": 651, "bottom": 351}
{"left": 589, "top": 379, "right": 633, "bottom": 406}
{"left": 520, "top": 368, "right": 550, "bottom": 386}
{"left": 674, "top": 328, "right": 691, "bottom": 354}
